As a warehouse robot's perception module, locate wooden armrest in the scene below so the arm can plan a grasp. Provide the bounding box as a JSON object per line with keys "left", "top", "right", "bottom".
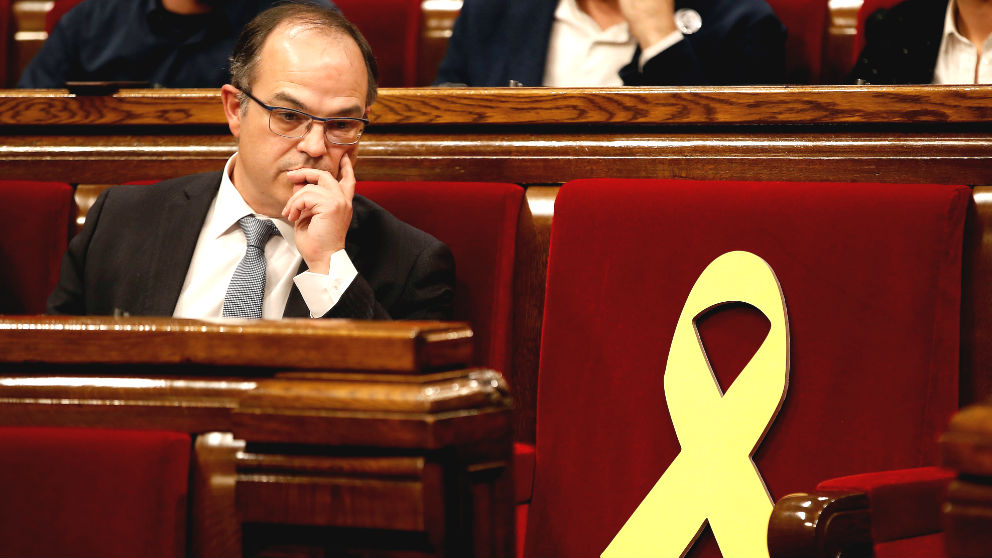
{"left": 768, "top": 490, "right": 872, "bottom": 558}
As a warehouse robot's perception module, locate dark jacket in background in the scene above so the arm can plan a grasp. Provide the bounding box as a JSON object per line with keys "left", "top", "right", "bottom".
{"left": 434, "top": 0, "right": 786, "bottom": 86}
{"left": 848, "top": 0, "right": 948, "bottom": 84}
{"left": 18, "top": 0, "right": 337, "bottom": 88}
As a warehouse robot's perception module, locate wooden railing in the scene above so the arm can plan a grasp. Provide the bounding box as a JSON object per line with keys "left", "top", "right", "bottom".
{"left": 0, "top": 316, "right": 512, "bottom": 556}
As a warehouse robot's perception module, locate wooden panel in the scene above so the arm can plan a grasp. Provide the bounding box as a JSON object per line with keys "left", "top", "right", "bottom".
{"left": 0, "top": 316, "right": 473, "bottom": 372}
{"left": 7, "top": 86, "right": 992, "bottom": 126}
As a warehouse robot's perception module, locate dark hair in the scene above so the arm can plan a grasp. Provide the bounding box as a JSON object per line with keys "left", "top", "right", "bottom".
{"left": 229, "top": 1, "right": 379, "bottom": 107}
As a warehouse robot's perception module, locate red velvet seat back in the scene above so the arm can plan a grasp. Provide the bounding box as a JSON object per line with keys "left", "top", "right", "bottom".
{"left": 0, "top": 180, "right": 74, "bottom": 314}
{"left": 526, "top": 179, "right": 968, "bottom": 556}
{"left": 335, "top": 0, "right": 422, "bottom": 87}
{"left": 356, "top": 181, "right": 523, "bottom": 373}
{"left": 852, "top": 0, "right": 905, "bottom": 66}
{"left": 0, "top": 427, "right": 191, "bottom": 557}
{"left": 766, "top": 0, "right": 829, "bottom": 83}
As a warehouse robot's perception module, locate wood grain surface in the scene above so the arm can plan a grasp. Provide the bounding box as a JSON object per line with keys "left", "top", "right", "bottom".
{"left": 5, "top": 86, "right": 992, "bottom": 126}
{"left": 0, "top": 316, "right": 473, "bottom": 372}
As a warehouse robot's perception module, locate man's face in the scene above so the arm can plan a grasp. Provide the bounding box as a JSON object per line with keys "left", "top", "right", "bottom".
{"left": 222, "top": 23, "right": 369, "bottom": 218}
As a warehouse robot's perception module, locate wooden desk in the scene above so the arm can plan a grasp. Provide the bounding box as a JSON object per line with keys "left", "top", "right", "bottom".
{"left": 0, "top": 316, "right": 513, "bottom": 557}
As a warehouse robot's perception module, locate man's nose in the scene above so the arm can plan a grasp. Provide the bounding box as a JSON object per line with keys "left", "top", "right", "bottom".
{"left": 296, "top": 122, "right": 329, "bottom": 158}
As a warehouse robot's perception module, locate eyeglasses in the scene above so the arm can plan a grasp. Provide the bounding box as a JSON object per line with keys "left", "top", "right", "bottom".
{"left": 241, "top": 89, "right": 369, "bottom": 145}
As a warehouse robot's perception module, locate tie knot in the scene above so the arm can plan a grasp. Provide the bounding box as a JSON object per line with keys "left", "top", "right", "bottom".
{"left": 238, "top": 215, "right": 278, "bottom": 249}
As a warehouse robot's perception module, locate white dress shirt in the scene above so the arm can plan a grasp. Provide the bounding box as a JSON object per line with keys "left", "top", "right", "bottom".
{"left": 933, "top": 0, "right": 992, "bottom": 84}
{"left": 543, "top": 0, "right": 683, "bottom": 87}
{"left": 172, "top": 154, "right": 357, "bottom": 319}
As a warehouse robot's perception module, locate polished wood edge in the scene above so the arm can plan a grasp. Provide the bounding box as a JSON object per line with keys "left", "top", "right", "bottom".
{"left": 241, "top": 369, "right": 510, "bottom": 413}
{"left": 0, "top": 316, "right": 473, "bottom": 372}
{"left": 236, "top": 452, "right": 425, "bottom": 478}
{"left": 768, "top": 490, "right": 872, "bottom": 558}
{"left": 6, "top": 86, "right": 992, "bottom": 126}
{"left": 941, "top": 403, "right": 992, "bottom": 476}
{"left": 232, "top": 405, "right": 512, "bottom": 449}
{"left": 190, "top": 433, "right": 244, "bottom": 558}
{"left": 0, "top": 368, "right": 508, "bottom": 414}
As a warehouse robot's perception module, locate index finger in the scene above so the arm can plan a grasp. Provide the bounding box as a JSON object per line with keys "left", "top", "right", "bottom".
{"left": 339, "top": 155, "right": 356, "bottom": 199}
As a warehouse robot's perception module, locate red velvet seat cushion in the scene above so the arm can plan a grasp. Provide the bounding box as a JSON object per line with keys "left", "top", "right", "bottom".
{"left": 526, "top": 179, "right": 968, "bottom": 557}
{"left": 357, "top": 181, "right": 523, "bottom": 373}
{"left": 0, "top": 427, "right": 191, "bottom": 557}
{"left": 818, "top": 466, "right": 954, "bottom": 544}
{"left": 0, "top": 180, "right": 74, "bottom": 314}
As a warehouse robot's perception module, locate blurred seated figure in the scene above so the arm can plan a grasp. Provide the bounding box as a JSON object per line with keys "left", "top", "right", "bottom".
{"left": 434, "top": 0, "right": 787, "bottom": 87}
{"left": 850, "top": 0, "right": 992, "bottom": 84}
{"left": 17, "top": 0, "right": 336, "bottom": 89}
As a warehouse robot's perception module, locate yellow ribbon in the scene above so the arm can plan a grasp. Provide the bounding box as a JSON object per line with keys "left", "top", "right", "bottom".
{"left": 602, "top": 251, "right": 790, "bottom": 558}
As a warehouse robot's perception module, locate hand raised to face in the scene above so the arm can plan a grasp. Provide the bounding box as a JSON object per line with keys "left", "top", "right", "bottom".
{"left": 281, "top": 154, "right": 356, "bottom": 275}
{"left": 617, "top": 0, "right": 679, "bottom": 50}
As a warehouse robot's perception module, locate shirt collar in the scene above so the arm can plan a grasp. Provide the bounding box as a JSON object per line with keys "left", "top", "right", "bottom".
{"left": 554, "top": 0, "right": 632, "bottom": 43}
{"left": 944, "top": 0, "right": 962, "bottom": 40}
{"left": 209, "top": 153, "right": 296, "bottom": 244}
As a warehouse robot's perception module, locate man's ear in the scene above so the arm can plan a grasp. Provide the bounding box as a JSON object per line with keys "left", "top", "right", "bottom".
{"left": 220, "top": 84, "right": 244, "bottom": 139}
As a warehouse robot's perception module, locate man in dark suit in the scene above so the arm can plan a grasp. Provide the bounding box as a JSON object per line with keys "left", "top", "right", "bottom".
{"left": 849, "top": 0, "right": 992, "bottom": 84}
{"left": 47, "top": 3, "right": 454, "bottom": 321}
{"left": 434, "top": 0, "right": 786, "bottom": 87}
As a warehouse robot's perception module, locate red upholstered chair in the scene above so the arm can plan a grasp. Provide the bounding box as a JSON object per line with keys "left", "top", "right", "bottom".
{"left": 355, "top": 181, "right": 523, "bottom": 374}
{"left": 0, "top": 427, "right": 191, "bottom": 557}
{"left": 851, "top": 0, "right": 905, "bottom": 67}
{"left": 765, "top": 0, "right": 829, "bottom": 83}
{"left": 0, "top": 180, "right": 74, "bottom": 314}
{"left": 523, "top": 179, "right": 968, "bottom": 557}
{"left": 334, "top": 0, "right": 422, "bottom": 87}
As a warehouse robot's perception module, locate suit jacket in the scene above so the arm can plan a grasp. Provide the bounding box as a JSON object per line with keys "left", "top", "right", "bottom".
{"left": 433, "top": 0, "right": 786, "bottom": 86}
{"left": 46, "top": 172, "right": 455, "bottom": 320}
{"left": 848, "top": 0, "right": 948, "bottom": 84}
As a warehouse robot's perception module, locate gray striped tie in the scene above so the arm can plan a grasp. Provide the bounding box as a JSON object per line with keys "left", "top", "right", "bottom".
{"left": 222, "top": 215, "right": 278, "bottom": 319}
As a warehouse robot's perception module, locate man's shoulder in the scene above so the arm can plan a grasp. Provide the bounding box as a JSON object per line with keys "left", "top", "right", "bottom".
{"left": 689, "top": 0, "right": 780, "bottom": 25}
{"left": 99, "top": 171, "right": 222, "bottom": 206}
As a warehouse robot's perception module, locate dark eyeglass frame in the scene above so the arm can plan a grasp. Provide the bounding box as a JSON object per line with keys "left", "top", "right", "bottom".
{"left": 240, "top": 89, "right": 370, "bottom": 146}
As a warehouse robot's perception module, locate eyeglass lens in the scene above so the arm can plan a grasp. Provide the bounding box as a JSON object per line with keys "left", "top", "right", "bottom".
{"left": 268, "top": 108, "right": 364, "bottom": 144}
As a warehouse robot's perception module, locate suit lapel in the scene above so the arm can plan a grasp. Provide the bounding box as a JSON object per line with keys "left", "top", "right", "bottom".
{"left": 140, "top": 172, "right": 221, "bottom": 315}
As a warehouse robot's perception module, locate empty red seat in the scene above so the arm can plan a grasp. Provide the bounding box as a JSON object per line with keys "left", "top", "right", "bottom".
{"left": 331, "top": 0, "right": 423, "bottom": 87}
{"left": 524, "top": 178, "right": 968, "bottom": 556}
{"left": 356, "top": 181, "right": 523, "bottom": 373}
{"left": 0, "top": 427, "right": 191, "bottom": 557}
{"left": 0, "top": 180, "right": 74, "bottom": 314}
